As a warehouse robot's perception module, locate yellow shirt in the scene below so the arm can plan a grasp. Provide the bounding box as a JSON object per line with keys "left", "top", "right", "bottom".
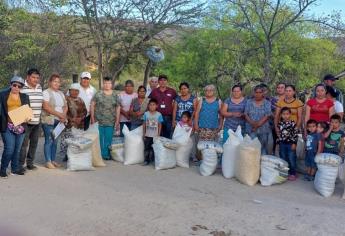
{"left": 276, "top": 98, "right": 304, "bottom": 123}
{"left": 7, "top": 93, "right": 22, "bottom": 112}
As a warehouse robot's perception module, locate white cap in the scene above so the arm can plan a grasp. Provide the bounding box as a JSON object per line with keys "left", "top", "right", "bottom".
{"left": 80, "top": 71, "right": 91, "bottom": 79}
{"left": 69, "top": 83, "right": 80, "bottom": 91}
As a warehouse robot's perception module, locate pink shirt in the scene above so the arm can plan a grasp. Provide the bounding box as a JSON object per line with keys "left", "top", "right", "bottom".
{"left": 119, "top": 91, "right": 137, "bottom": 122}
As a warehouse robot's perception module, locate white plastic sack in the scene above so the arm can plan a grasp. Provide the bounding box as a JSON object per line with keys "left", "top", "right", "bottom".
{"left": 260, "top": 155, "right": 289, "bottom": 186}
{"left": 314, "top": 153, "right": 341, "bottom": 197}
{"left": 199, "top": 148, "right": 218, "bottom": 176}
{"left": 67, "top": 145, "right": 94, "bottom": 171}
{"left": 235, "top": 135, "right": 261, "bottom": 186}
{"left": 153, "top": 138, "right": 176, "bottom": 170}
{"left": 197, "top": 141, "right": 223, "bottom": 153}
{"left": 222, "top": 126, "right": 243, "bottom": 178}
{"left": 110, "top": 137, "right": 124, "bottom": 162}
{"left": 173, "top": 125, "right": 193, "bottom": 168}
{"left": 123, "top": 125, "right": 145, "bottom": 165}
{"left": 338, "top": 161, "right": 345, "bottom": 182}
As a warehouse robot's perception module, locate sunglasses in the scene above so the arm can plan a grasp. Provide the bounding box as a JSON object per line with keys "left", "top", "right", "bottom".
{"left": 12, "top": 83, "right": 23, "bottom": 88}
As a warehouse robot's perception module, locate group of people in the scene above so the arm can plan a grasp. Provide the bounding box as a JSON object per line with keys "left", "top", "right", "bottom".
{"left": 0, "top": 69, "right": 344, "bottom": 182}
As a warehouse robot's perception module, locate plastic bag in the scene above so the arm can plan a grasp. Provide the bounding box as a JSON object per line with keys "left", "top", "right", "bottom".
{"left": 153, "top": 137, "right": 176, "bottom": 170}
{"left": 296, "top": 134, "right": 305, "bottom": 160}
{"left": 199, "top": 148, "right": 218, "bottom": 176}
{"left": 173, "top": 125, "right": 193, "bottom": 168}
{"left": 260, "top": 155, "right": 289, "bottom": 186}
{"left": 67, "top": 145, "right": 94, "bottom": 171}
{"left": 222, "top": 126, "right": 243, "bottom": 178}
{"left": 235, "top": 135, "right": 261, "bottom": 186}
{"left": 123, "top": 125, "right": 144, "bottom": 165}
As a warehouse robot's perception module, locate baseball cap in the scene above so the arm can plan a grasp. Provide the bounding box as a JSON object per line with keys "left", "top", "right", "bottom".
{"left": 80, "top": 71, "right": 91, "bottom": 79}
{"left": 69, "top": 83, "right": 80, "bottom": 91}
{"left": 10, "top": 76, "right": 25, "bottom": 86}
{"left": 323, "top": 74, "right": 337, "bottom": 81}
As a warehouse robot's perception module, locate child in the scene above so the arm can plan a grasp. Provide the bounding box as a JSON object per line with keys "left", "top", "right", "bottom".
{"left": 277, "top": 107, "right": 298, "bottom": 181}
{"left": 324, "top": 114, "right": 345, "bottom": 155}
{"left": 305, "top": 119, "right": 323, "bottom": 181}
{"left": 317, "top": 121, "right": 328, "bottom": 138}
{"left": 142, "top": 99, "right": 163, "bottom": 165}
{"left": 177, "top": 111, "right": 192, "bottom": 132}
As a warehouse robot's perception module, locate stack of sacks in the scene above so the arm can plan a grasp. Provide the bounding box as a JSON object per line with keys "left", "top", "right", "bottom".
{"left": 197, "top": 141, "right": 223, "bottom": 176}
{"left": 110, "top": 137, "right": 125, "bottom": 162}
{"left": 172, "top": 125, "right": 193, "bottom": 168}
{"left": 153, "top": 137, "right": 179, "bottom": 170}
{"left": 314, "top": 153, "right": 341, "bottom": 197}
{"left": 235, "top": 135, "right": 261, "bottom": 186}
{"left": 71, "top": 123, "right": 106, "bottom": 167}
{"left": 260, "top": 155, "right": 289, "bottom": 186}
{"left": 222, "top": 126, "right": 243, "bottom": 178}
{"left": 123, "top": 125, "right": 145, "bottom": 165}
{"left": 66, "top": 136, "right": 94, "bottom": 171}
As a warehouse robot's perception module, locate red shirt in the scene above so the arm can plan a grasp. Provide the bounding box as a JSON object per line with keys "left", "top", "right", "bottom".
{"left": 149, "top": 87, "right": 177, "bottom": 116}
{"left": 307, "top": 98, "right": 334, "bottom": 122}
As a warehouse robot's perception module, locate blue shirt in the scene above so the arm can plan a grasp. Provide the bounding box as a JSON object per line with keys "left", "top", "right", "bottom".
{"left": 244, "top": 99, "right": 272, "bottom": 134}
{"left": 306, "top": 132, "right": 322, "bottom": 155}
{"left": 198, "top": 98, "right": 220, "bottom": 129}
{"left": 175, "top": 95, "right": 195, "bottom": 121}
{"left": 223, "top": 97, "right": 247, "bottom": 132}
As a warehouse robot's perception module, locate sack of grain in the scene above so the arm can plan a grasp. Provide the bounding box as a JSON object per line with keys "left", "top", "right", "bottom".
{"left": 110, "top": 137, "right": 125, "bottom": 162}
{"left": 199, "top": 148, "right": 218, "bottom": 176}
{"left": 123, "top": 125, "right": 144, "bottom": 165}
{"left": 173, "top": 125, "right": 193, "bottom": 168}
{"left": 235, "top": 135, "right": 261, "bottom": 186}
{"left": 314, "top": 153, "right": 341, "bottom": 197}
{"left": 222, "top": 126, "right": 243, "bottom": 179}
{"left": 153, "top": 137, "right": 176, "bottom": 170}
{"left": 66, "top": 137, "right": 94, "bottom": 171}
{"left": 260, "top": 155, "right": 289, "bottom": 186}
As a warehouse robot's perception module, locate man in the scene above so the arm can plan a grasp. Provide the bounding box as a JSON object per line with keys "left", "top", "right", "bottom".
{"left": 146, "top": 76, "right": 158, "bottom": 97}
{"left": 323, "top": 74, "right": 343, "bottom": 103}
{"left": 19, "top": 68, "right": 43, "bottom": 171}
{"left": 74, "top": 71, "right": 97, "bottom": 130}
{"left": 149, "top": 74, "right": 177, "bottom": 138}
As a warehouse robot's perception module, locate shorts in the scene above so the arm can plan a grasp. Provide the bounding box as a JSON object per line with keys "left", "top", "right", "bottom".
{"left": 305, "top": 152, "right": 317, "bottom": 169}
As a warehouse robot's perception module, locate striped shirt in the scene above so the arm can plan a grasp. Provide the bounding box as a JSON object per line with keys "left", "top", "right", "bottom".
{"left": 21, "top": 81, "right": 43, "bottom": 125}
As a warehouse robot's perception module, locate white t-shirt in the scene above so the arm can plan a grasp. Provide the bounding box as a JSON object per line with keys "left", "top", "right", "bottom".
{"left": 119, "top": 91, "right": 138, "bottom": 122}
{"left": 43, "top": 90, "right": 65, "bottom": 119}
{"left": 335, "top": 100, "right": 344, "bottom": 113}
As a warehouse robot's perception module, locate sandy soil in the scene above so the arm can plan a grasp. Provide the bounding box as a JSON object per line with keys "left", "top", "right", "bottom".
{"left": 0, "top": 138, "right": 345, "bottom": 236}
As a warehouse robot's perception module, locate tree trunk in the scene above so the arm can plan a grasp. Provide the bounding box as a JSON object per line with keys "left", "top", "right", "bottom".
{"left": 263, "top": 43, "right": 272, "bottom": 84}
{"left": 143, "top": 59, "right": 152, "bottom": 88}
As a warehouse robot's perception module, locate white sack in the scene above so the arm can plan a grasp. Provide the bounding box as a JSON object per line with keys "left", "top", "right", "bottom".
{"left": 260, "top": 155, "right": 289, "bottom": 186}
{"left": 173, "top": 125, "right": 193, "bottom": 168}
{"left": 153, "top": 138, "right": 176, "bottom": 170}
{"left": 123, "top": 125, "right": 144, "bottom": 165}
{"left": 222, "top": 126, "right": 243, "bottom": 178}
{"left": 199, "top": 148, "right": 218, "bottom": 176}
{"left": 67, "top": 145, "right": 94, "bottom": 171}
{"left": 296, "top": 134, "right": 305, "bottom": 160}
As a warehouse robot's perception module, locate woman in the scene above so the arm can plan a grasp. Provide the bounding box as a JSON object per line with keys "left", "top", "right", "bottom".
{"left": 326, "top": 85, "right": 343, "bottom": 120}
{"left": 0, "top": 76, "right": 30, "bottom": 178}
{"left": 90, "top": 77, "right": 120, "bottom": 160}
{"left": 244, "top": 85, "right": 272, "bottom": 155}
{"left": 60, "top": 83, "right": 87, "bottom": 160}
{"left": 194, "top": 84, "right": 223, "bottom": 142}
{"left": 41, "top": 74, "right": 67, "bottom": 169}
{"left": 129, "top": 85, "right": 149, "bottom": 130}
{"left": 275, "top": 85, "right": 304, "bottom": 134}
{"left": 305, "top": 84, "right": 335, "bottom": 125}
{"left": 221, "top": 84, "right": 247, "bottom": 143}
{"left": 172, "top": 82, "right": 197, "bottom": 128}
{"left": 118, "top": 80, "right": 137, "bottom": 136}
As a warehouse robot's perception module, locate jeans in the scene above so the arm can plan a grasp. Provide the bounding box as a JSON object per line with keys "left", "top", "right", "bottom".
{"left": 249, "top": 132, "right": 270, "bottom": 155}
{"left": 1, "top": 128, "right": 25, "bottom": 173}
{"left": 98, "top": 125, "right": 114, "bottom": 159}
{"left": 42, "top": 120, "right": 59, "bottom": 162}
{"left": 120, "top": 122, "right": 131, "bottom": 137}
{"left": 19, "top": 124, "right": 40, "bottom": 167}
{"left": 161, "top": 115, "right": 173, "bottom": 139}
{"left": 279, "top": 143, "right": 297, "bottom": 175}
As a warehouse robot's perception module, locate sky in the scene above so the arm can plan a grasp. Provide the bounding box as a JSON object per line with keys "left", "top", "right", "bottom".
{"left": 310, "top": 0, "right": 345, "bottom": 19}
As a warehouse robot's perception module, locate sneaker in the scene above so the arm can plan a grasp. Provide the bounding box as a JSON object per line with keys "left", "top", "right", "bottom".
{"left": 45, "top": 162, "right": 56, "bottom": 169}
{"left": 0, "top": 172, "right": 8, "bottom": 179}
{"left": 18, "top": 166, "right": 26, "bottom": 173}
{"left": 26, "top": 165, "right": 38, "bottom": 171}
{"left": 142, "top": 161, "right": 150, "bottom": 166}
{"left": 11, "top": 170, "right": 25, "bottom": 176}
{"left": 52, "top": 161, "right": 61, "bottom": 168}
{"left": 288, "top": 175, "right": 297, "bottom": 181}
{"left": 303, "top": 174, "right": 309, "bottom": 181}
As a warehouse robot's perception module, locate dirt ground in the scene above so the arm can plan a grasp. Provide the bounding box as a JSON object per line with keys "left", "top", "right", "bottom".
{"left": 0, "top": 138, "right": 345, "bottom": 236}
